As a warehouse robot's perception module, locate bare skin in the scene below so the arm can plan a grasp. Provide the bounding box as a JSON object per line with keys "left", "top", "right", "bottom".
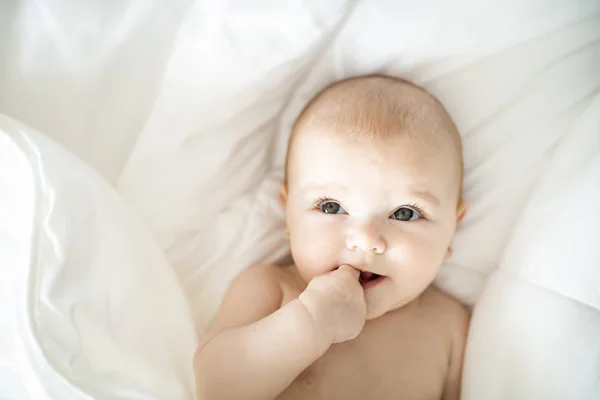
{"left": 196, "top": 264, "right": 469, "bottom": 400}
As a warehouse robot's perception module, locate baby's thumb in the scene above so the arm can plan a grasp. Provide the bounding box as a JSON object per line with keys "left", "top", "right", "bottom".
{"left": 337, "top": 264, "right": 360, "bottom": 280}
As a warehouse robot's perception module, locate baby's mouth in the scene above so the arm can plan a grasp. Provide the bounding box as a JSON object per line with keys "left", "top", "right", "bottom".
{"left": 359, "top": 271, "right": 382, "bottom": 283}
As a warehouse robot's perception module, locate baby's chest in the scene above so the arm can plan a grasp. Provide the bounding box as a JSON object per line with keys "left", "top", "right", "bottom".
{"left": 279, "top": 315, "right": 450, "bottom": 400}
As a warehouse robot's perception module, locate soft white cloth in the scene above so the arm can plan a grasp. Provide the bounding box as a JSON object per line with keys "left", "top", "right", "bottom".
{"left": 0, "top": 117, "right": 197, "bottom": 399}
{"left": 0, "top": 1, "right": 599, "bottom": 399}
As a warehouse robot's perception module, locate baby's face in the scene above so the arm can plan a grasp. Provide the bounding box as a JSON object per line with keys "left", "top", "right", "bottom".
{"left": 282, "top": 132, "right": 464, "bottom": 320}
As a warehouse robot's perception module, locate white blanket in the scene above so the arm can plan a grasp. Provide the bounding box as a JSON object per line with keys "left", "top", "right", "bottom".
{"left": 1, "top": 1, "right": 599, "bottom": 399}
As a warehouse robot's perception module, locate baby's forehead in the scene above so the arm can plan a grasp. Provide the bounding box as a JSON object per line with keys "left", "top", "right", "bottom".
{"left": 293, "top": 132, "right": 456, "bottom": 180}
{"left": 286, "top": 75, "right": 463, "bottom": 193}
{"left": 290, "top": 134, "right": 461, "bottom": 208}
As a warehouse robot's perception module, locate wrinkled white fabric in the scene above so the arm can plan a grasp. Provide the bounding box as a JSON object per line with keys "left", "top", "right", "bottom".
{"left": 0, "top": 116, "right": 197, "bottom": 399}
{"left": 0, "top": 0, "right": 599, "bottom": 399}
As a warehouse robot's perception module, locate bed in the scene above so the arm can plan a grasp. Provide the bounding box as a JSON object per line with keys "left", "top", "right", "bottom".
{"left": 1, "top": 1, "right": 599, "bottom": 398}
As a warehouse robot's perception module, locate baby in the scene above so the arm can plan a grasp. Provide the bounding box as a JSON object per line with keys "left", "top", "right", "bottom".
{"left": 194, "top": 75, "right": 470, "bottom": 400}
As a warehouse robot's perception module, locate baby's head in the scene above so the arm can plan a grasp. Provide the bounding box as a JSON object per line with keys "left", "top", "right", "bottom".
{"left": 281, "top": 75, "right": 466, "bottom": 319}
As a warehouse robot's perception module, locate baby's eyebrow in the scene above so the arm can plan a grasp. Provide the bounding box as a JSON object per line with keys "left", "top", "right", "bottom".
{"left": 301, "top": 184, "right": 348, "bottom": 195}
{"left": 301, "top": 184, "right": 439, "bottom": 207}
{"left": 409, "top": 189, "right": 440, "bottom": 207}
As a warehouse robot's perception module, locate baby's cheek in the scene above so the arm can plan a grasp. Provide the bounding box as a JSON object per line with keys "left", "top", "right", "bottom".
{"left": 290, "top": 221, "right": 339, "bottom": 280}
{"left": 394, "top": 233, "right": 445, "bottom": 282}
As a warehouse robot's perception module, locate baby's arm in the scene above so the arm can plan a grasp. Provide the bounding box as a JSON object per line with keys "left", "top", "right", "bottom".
{"left": 194, "top": 265, "right": 365, "bottom": 400}
{"left": 442, "top": 304, "right": 470, "bottom": 400}
{"left": 194, "top": 266, "right": 324, "bottom": 400}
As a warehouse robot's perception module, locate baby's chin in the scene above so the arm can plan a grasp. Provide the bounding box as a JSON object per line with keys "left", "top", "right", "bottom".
{"left": 365, "top": 301, "right": 398, "bottom": 320}
{"left": 366, "top": 308, "right": 388, "bottom": 321}
{"left": 365, "top": 293, "right": 416, "bottom": 320}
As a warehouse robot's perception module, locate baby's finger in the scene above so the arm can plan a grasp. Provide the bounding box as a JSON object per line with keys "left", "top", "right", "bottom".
{"left": 337, "top": 264, "right": 360, "bottom": 280}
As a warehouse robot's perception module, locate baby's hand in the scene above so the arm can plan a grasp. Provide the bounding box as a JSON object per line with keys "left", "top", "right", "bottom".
{"left": 299, "top": 265, "right": 367, "bottom": 345}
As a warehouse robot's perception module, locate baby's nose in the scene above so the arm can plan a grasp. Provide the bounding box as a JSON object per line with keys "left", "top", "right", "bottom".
{"left": 345, "top": 222, "right": 386, "bottom": 254}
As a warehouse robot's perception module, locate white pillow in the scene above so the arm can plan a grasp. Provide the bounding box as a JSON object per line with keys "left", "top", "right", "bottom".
{"left": 0, "top": 115, "right": 197, "bottom": 400}
{"left": 463, "top": 155, "right": 600, "bottom": 400}
{"left": 462, "top": 96, "right": 600, "bottom": 399}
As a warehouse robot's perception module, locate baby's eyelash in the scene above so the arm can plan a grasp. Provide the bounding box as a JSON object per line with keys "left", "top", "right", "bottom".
{"left": 405, "top": 202, "right": 428, "bottom": 219}
{"left": 312, "top": 196, "right": 339, "bottom": 209}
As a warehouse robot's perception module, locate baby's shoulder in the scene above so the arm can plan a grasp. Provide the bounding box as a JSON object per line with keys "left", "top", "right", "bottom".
{"left": 233, "top": 264, "right": 298, "bottom": 299}
{"left": 419, "top": 286, "right": 469, "bottom": 317}
{"left": 419, "top": 285, "right": 463, "bottom": 306}
{"left": 234, "top": 264, "right": 286, "bottom": 290}
{"left": 243, "top": 264, "right": 306, "bottom": 305}
{"left": 240, "top": 263, "right": 295, "bottom": 283}
{"left": 417, "top": 286, "right": 470, "bottom": 339}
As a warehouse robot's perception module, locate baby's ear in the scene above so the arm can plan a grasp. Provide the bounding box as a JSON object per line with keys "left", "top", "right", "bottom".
{"left": 456, "top": 199, "right": 468, "bottom": 224}
{"left": 445, "top": 248, "right": 453, "bottom": 260}
{"left": 446, "top": 200, "right": 468, "bottom": 260}
{"left": 279, "top": 181, "right": 288, "bottom": 207}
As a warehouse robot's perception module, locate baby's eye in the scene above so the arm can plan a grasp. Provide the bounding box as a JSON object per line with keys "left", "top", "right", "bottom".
{"left": 391, "top": 207, "right": 421, "bottom": 221}
{"left": 320, "top": 201, "right": 345, "bottom": 215}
